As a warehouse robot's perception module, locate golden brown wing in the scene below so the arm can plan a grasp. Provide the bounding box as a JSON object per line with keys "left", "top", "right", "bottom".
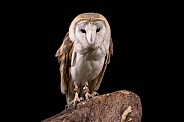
{"left": 89, "top": 37, "right": 113, "bottom": 92}
{"left": 55, "top": 32, "right": 74, "bottom": 94}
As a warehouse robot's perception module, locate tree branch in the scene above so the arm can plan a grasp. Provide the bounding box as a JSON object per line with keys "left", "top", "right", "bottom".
{"left": 41, "top": 90, "right": 142, "bottom": 122}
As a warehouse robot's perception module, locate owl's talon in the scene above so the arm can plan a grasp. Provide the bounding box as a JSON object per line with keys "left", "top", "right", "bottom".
{"left": 66, "top": 99, "right": 80, "bottom": 109}
{"left": 80, "top": 97, "right": 84, "bottom": 101}
{"left": 66, "top": 91, "right": 81, "bottom": 108}
{"left": 84, "top": 92, "right": 99, "bottom": 102}
{"left": 91, "top": 91, "right": 99, "bottom": 97}
{"left": 65, "top": 104, "right": 69, "bottom": 109}
{"left": 85, "top": 92, "right": 91, "bottom": 101}
{"left": 73, "top": 94, "right": 81, "bottom": 105}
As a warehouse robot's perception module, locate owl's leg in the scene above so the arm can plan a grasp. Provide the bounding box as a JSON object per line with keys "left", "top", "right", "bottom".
{"left": 68, "top": 82, "right": 81, "bottom": 107}
{"left": 83, "top": 82, "right": 99, "bottom": 101}
{"left": 83, "top": 82, "right": 92, "bottom": 101}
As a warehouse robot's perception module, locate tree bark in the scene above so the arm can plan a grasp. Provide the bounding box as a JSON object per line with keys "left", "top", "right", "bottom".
{"left": 41, "top": 90, "right": 142, "bottom": 122}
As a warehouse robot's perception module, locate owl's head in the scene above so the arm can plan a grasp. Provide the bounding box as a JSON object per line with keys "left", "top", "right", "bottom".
{"left": 69, "top": 13, "right": 111, "bottom": 48}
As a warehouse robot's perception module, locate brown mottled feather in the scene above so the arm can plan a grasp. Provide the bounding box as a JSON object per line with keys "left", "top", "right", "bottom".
{"left": 55, "top": 32, "right": 74, "bottom": 94}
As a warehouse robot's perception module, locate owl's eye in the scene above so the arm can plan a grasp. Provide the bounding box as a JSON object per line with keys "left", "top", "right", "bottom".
{"left": 96, "top": 28, "right": 100, "bottom": 32}
{"left": 80, "top": 29, "right": 86, "bottom": 33}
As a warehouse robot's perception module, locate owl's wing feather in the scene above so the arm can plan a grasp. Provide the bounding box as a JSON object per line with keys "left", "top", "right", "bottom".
{"left": 89, "top": 38, "right": 113, "bottom": 92}
{"left": 55, "top": 32, "right": 74, "bottom": 94}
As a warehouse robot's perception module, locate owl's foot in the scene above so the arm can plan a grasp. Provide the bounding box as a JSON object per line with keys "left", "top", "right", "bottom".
{"left": 65, "top": 97, "right": 84, "bottom": 109}
{"left": 73, "top": 91, "right": 81, "bottom": 105}
{"left": 83, "top": 85, "right": 98, "bottom": 101}
{"left": 85, "top": 92, "right": 91, "bottom": 101}
{"left": 91, "top": 91, "right": 99, "bottom": 97}
{"left": 84, "top": 91, "right": 99, "bottom": 102}
{"left": 83, "top": 84, "right": 91, "bottom": 101}
{"left": 66, "top": 91, "right": 82, "bottom": 109}
{"left": 66, "top": 83, "right": 82, "bottom": 109}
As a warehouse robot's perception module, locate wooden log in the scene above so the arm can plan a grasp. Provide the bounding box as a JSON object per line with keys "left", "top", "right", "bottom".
{"left": 41, "top": 90, "right": 142, "bottom": 122}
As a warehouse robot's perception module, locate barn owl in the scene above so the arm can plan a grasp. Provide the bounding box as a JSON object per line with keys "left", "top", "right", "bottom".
{"left": 55, "top": 12, "right": 113, "bottom": 106}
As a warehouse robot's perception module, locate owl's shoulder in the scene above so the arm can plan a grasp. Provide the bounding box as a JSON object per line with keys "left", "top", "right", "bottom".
{"left": 55, "top": 32, "right": 74, "bottom": 62}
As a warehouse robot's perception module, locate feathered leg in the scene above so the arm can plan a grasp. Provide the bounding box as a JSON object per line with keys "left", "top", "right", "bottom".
{"left": 83, "top": 84, "right": 91, "bottom": 101}
{"left": 67, "top": 82, "right": 81, "bottom": 108}
{"left": 83, "top": 82, "right": 99, "bottom": 101}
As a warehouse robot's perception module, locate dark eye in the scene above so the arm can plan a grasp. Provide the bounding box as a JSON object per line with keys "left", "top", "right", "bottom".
{"left": 96, "top": 28, "right": 101, "bottom": 32}
{"left": 80, "top": 29, "right": 86, "bottom": 33}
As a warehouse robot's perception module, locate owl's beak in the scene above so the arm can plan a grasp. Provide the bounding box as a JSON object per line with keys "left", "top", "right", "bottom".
{"left": 88, "top": 38, "right": 94, "bottom": 45}
{"left": 87, "top": 32, "right": 95, "bottom": 45}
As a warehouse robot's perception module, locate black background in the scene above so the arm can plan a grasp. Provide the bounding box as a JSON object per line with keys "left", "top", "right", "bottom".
{"left": 4, "top": 1, "right": 175, "bottom": 122}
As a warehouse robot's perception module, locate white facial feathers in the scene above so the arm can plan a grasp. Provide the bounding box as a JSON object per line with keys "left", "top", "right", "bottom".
{"left": 68, "top": 13, "right": 112, "bottom": 59}
{"left": 75, "top": 21, "right": 106, "bottom": 47}
{"left": 69, "top": 13, "right": 111, "bottom": 51}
